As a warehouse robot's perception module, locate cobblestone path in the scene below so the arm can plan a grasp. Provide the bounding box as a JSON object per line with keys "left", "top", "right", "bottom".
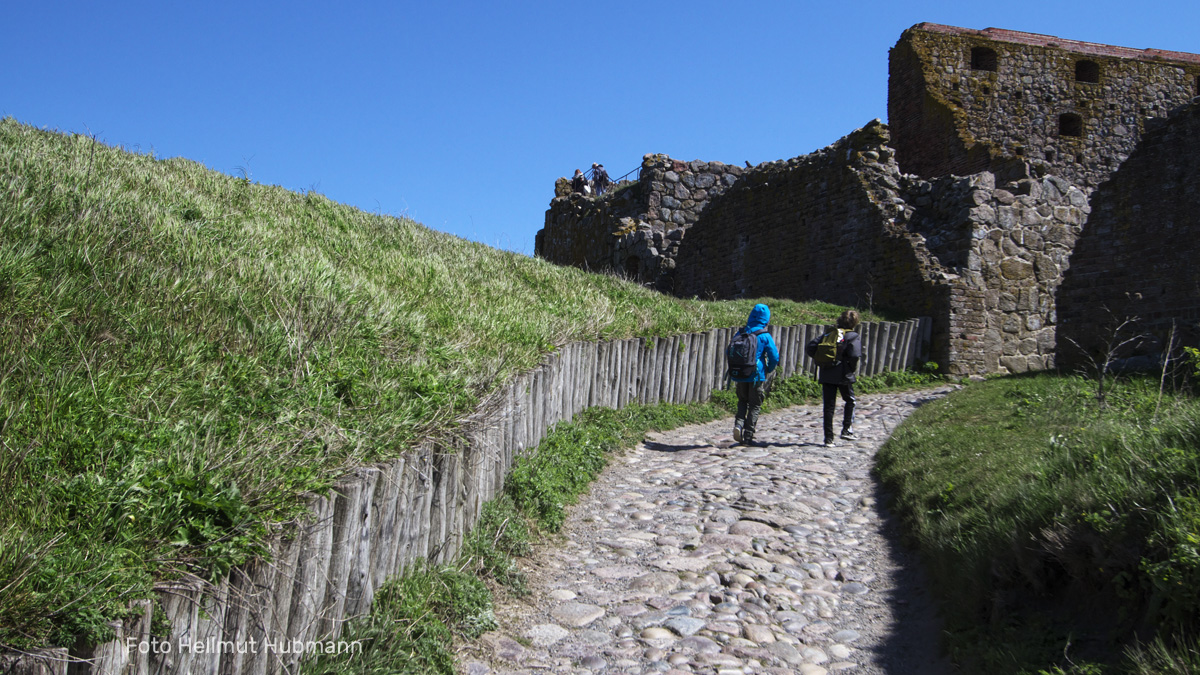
{"left": 462, "top": 387, "right": 960, "bottom": 675}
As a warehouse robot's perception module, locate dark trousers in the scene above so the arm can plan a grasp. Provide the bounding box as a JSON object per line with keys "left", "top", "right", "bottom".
{"left": 735, "top": 380, "right": 767, "bottom": 438}
{"left": 821, "top": 382, "right": 856, "bottom": 441}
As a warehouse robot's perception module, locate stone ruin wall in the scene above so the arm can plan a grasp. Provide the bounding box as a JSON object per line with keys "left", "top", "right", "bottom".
{"left": 538, "top": 157, "right": 744, "bottom": 291}
{"left": 673, "top": 121, "right": 1088, "bottom": 376}
{"left": 889, "top": 23, "right": 1200, "bottom": 190}
{"left": 672, "top": 123, "right": 939, "bottom": 320}
{"left": 1057, "top": 101, "right": 1200, "bottom": 369}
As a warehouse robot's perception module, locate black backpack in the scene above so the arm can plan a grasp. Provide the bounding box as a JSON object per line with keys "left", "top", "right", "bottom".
{"left": 727, "top": 328, "right": 767, "bottom": 379}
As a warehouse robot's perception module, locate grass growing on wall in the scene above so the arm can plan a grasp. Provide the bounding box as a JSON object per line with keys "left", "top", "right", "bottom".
{"left": 875, "top": 372, "right": 1200, "bottom": 674}
{"left": 0, "top": 118, "right": 885, "bottom": 649}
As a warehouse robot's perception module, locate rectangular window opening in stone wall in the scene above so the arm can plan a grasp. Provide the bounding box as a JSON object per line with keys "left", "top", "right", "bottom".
{"left": 1075, "top": 59, "right": 1100, "bottom": 83}
{"left": 971, "top": 46, "right": 998, "bottom": 72}
{"left": 1195, "top": 74, "right": 1200, "bottom": 96}
{"left": 1059, "top": 113, "right": 1084, "bottom": 137}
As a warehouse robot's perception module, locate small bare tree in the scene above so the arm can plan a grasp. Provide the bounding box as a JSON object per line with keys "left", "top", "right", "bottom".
{"left": 1064, "top": 302, "right": 1149, "bottom": 407}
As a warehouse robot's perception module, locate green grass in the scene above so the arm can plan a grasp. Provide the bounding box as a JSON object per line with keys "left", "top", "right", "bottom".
{"left": 0, "top": 118, "right": 886, "bottom": 648}
{"left": 876, "top": 373, "right": 1200, "bottom": 674}
{"left": 300, "top": 562, "right": 494, "bottom": 675}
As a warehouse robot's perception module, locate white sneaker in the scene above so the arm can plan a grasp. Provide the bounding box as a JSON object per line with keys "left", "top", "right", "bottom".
{"left": 733, "top": 426, "right": 743, "bottom": 443}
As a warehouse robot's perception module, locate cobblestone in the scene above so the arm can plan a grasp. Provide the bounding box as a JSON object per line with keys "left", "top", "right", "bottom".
{"left": 463, "top": 388, "right": 961, "bottom": 674}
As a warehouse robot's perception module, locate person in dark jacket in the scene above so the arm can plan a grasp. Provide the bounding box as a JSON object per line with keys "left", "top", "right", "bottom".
{"left": 806, "top": 309, "right": 862, "bottom": 447}
{"left": 729, "top": 303, "right": 780, "bottom": 445}
{"left": 571, "top": 169, "right": 588, "bottom": 195}
{"left": 592, "top": 163, "right": 610, "bottom": 194}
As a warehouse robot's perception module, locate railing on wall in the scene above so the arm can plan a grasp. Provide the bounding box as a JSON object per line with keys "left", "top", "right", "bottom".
{"left": 2, "top": 317, "right": 931, "bottom": 675}
{"left": 581, "top": 164, "right": 640, "bottom": 195}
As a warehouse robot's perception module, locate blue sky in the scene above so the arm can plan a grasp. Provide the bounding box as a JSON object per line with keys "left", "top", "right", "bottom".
{"left": 4, "top": 1, "right": 1197, "bottom": 255}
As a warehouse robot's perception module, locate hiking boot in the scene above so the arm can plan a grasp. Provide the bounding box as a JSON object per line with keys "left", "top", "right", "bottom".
{"left": 733, "top": 426, "right": 743, "bottom": 443}
{"left": 840, "top": 429, "right": 858, "bottom": 440}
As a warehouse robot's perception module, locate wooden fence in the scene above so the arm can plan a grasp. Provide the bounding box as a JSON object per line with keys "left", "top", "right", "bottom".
{"left": 2, "top": 318, "right": 930, "bottom": 675}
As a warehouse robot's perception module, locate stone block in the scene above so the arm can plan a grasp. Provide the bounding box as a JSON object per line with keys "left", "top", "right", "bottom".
{"left": 1000, "top": 258, "right": 1034, "bottom": 280}
{"left": 1000, "top": 355, "right": 1031, "bottom": 373}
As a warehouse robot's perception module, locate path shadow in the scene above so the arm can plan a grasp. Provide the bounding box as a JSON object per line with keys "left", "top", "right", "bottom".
{"left": 864, "top": 467, "right": 961, "bottom": 674}
{"left": 642, "top": 439, "right": 710, "bottom": 453}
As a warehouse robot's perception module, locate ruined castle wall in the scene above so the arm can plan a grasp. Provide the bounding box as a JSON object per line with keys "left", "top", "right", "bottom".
{"left": 673, "top": 124, "right": 936, "bottom": 310}
{"left": 537, "top": 23, "right": 1200, "bottom": 376}
{"left": 537, "top": 178, "right": 648, "bottom": 276}
{"left": 1057, "top": 102, "right": 1200, "bottom": 368}
{"left": 673, "top": 121, "right": 1088, "bottom": 376}
{"left": 673, "top": 123, "right": 956, "bottom": 368}
{"left": 890, "top": 24, "right": 1200, "bottom": 189}
{"left": 905, "top": 172, "right": 1087, "bottom": 374}
{"left": 537, "top": 157, "right": 744, "bottom": 289}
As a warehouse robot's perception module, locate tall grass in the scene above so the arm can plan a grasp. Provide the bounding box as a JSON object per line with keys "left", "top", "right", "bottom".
{"left": 0, "top": 118, "right": 879, "bottom": 648}
{"left": 876, "top": 373, "right": 1200, "bottom": 673}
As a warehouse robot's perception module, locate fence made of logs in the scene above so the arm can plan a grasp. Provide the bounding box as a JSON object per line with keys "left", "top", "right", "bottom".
{"left": 3, "top": 318, "right": 930, "bottom": 675}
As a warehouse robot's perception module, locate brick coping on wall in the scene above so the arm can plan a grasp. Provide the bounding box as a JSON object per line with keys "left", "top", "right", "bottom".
{"left": 911, "top": 23, "right": 1200, "bottom": 66}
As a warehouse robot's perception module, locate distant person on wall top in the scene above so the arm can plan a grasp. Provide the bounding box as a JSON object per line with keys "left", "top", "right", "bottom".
{"left": 571, "top": 169, "right": 591, "bottom": 195}
{"left": 806, "top": 309, "right": 862, "bottom": 447}
{"left": 726, "top": 303, "right": 779, "bottom": 446}
{"left": 592, "top": 162, "right": 610, "bottom": 195}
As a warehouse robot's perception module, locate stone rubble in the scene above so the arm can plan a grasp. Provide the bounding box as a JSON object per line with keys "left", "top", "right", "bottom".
{"left": 463, "top": 388, "right": 961, "bottom": 675}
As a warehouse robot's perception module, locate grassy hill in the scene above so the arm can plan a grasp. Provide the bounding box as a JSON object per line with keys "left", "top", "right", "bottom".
{"left": 0, "top": 118, "right": 868, "bottom": 648}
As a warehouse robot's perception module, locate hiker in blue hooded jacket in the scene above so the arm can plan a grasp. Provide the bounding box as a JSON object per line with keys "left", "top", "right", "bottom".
{"left": 728, "top": 303, "right": 780, "bottom": 445}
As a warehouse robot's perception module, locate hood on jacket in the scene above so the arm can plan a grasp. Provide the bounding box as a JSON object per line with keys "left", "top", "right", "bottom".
{"left": 745, "top": 303, "right": 770, "bottom": 332}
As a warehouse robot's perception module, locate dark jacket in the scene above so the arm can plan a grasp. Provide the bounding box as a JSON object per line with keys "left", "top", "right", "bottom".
{"left": 731, "top": 303, "right": 780, "bottom": 383}
{"left": 806, "top": 328, "right": 862, "bottom": 385}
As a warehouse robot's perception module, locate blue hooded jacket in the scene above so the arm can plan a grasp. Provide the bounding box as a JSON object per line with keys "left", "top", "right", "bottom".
{"left": 731, "top": 303, "right": 780, "bottom": 383}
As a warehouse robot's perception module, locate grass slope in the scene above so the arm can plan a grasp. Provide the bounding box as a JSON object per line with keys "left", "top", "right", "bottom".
{"left": 876, "top": 373, "right": 1200, "bottom": 673}
{"left": 0, "top": 118, "right": 874, "bottom": 648}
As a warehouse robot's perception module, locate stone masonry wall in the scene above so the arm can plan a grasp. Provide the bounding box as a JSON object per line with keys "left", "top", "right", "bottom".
{"left": 674, "top": 120, "right": 1088, "bottom": 376}
{"left": 889, "top": 23, "right": 1200, "bottom": 190}
{"left": 903, "top": 172, "right": 1087, "bottom": 373}
{"left": 1057, "top": 101, "right": 1200, "bottom": 369}
{"left": 538, "top": 156, "right": 744, "bottom": 291}
{"left": 673, "top": 122, "right": 937, "bottom": 312}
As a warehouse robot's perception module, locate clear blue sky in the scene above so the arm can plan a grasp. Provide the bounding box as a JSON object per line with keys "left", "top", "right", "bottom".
{"left": 4, "top": 1, "right": 1197, "bottom": 255}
